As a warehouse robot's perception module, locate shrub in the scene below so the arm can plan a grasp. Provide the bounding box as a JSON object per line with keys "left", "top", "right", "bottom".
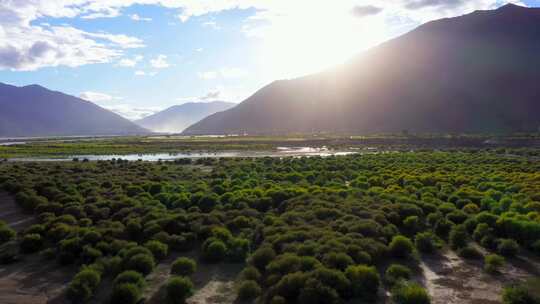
{"left": 532, "top": 240, "right": 540, "bottom": 257}
{"left": 484, "top": 254, "right": 505, "bottom": 274}
{"left": 414, "top": 232, "right": 437, "bottom": 254}
{"left": 144, "top": 240, "right": 169, "bottom": 260}
{"left": 66, "top": 268, "right": 101, "bottom": 303}
{"left": 449, "top": 225, "right": 469, "bottom": 249}
{"left": 171, "top": 257, "right": 197, "bottom": 276}
{"left": 110, "top": 283, "right": 142, "bottom": 304}
{"left": 322, "top": 252, "right": 354, "bottom": 271}
{"left": 237, "top": 280, "right": 262, "bottom": 301}
{"left": 385, "top": 264, "right": 412, "bottom": 286}
{"left": 392, "top": 282, "right": 431, "bottom": 304}
{"left": 114, "top": 271, "right": 146, "bottom": 289}
{"left": 202, "top": 240, "right": 227, "bottom": 262}
{"left": 126, "top": 253, "right": 155, "bottom": 276}
{"left": 389, "top": 235, "right": 415, "bottom": 259}
{"left": 502, "top": 284, "right": 540, "bottom": 304}
{"left": 270, "top": 296, "right": 287, "bottom": 304}
{"left": 345, "top": 265, "right": 380, "bottom": 299}
{"left": 166, "top": 276, "right": 194, "bottom": 304}
{"left": 239, "top": 266, "right": 262, "bottom": 281}
{"left": 0, "top": 226, "right": 16, "bottom": 245}
{"left": 298, "top": 278, "right": 340, "bottom": 304}
{"left": 497, "top": 239, "right": 519, "bottom": 257}
{"left": 251, "top": 246, "right": 276, "bottom": 271}
{"left": 457, "top": 246, "right": 483, "bottom": 260}
{"left": 20, "top": 233, "right": 43, "bottom": 253}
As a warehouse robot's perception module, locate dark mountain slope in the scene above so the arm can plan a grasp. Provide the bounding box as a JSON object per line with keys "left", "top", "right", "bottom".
{"left": 0, "top": 83, "right": 148, "bottom": 137}
{"left": 184, "top": 4, "right": 540, "bottom": 135}
{"left": 135, "top": 101, "right": 235, "bottom": 133}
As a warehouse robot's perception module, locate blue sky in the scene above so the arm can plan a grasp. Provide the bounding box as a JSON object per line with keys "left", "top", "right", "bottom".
{"left": 0, "top": 1, "right": 538, "bottom": 120}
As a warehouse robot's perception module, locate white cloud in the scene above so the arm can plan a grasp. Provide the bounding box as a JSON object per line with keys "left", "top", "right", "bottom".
{"left": 131, "top": 14, "right": 152, "bottom": 22}
{"left": 202, "top": 21, "right": 221, "bottom": 30}
{"left": 101, "top": 104, "right": 162, "bottom": 120}
{"left": 116, "top": 55, "right": 143, "bottom": 67}
{"left": 134, "top": 70, "right": 157, "bottom": 77}
{"left": 198, "top": 67, "right": 248, "bottom": 80}
{"left": 80, "top": 91, "right": 117, "bottom": 102}
{"left": 150, "top": 54, "right": 169, "bottom": 69}
{"left": 177, "top": 84, "right": 248, "bottom": 103}
{"left": 0, "top": 0, "right": 525, "bottom": 74}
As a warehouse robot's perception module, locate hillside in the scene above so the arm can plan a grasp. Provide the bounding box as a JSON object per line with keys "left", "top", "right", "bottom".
{"left": 0, "top": 83, "right": 148, "bottom": 137}
{"left": 184, "top": 4, "right": 540, "bottom": 135}
{"left": 135, "top": 101, "right": 235, "bottom": 133}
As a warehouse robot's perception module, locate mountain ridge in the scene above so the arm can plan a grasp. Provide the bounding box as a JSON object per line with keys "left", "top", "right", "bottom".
{"left": 184, "top": 4, "right": 540, "bottom": 135}
{"left": 0, "top": 82, "right": 149, "bottom": 137}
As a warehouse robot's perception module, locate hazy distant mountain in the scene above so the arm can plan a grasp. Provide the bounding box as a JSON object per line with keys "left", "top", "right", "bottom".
{"left": 0, "top": 83, "right": 148, "bottom": 137}
{"left": 184, "top": 4, "right": 540, "bottom": 135}
{"left": 135, "top": 101, "right": 235, "bottom": 133}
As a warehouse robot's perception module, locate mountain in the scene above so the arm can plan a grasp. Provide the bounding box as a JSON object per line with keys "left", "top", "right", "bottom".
{"left": 184, "top": 4, "right": 540, "bottom": 135}
{"left": 135, "top": 101, "right": 235, "bottom": 133}
{"left": 0, "top": 83, "right": 148, "bottom": 137}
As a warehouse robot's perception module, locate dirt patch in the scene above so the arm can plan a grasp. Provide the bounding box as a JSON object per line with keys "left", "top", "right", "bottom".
{"left": 0, "top": 192, "right": 36, "bottom": 231}
{"left": 420, "top": 248, "right": 540, "bottom": 304}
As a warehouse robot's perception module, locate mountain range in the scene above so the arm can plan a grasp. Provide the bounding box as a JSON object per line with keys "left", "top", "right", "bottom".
{"left": 135, "top": 101, "right": 235, "bottom": 133}
{"left": 184, "top": 4, "right": 540, "bottom": 135}
{"left": 0, "top": 83, "right": 148, "bottom": 137}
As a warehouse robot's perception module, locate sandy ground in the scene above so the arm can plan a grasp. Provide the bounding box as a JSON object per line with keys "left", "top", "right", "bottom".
{"left": 419, "top": 247, "right": 540, "bottom": 304}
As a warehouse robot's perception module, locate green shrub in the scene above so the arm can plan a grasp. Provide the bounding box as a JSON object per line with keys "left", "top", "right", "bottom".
{"left": 497, "top": 239, "right": 519, "bottom": 257}
{"left": 144, "top": 240, "right": 169, "bottom": 260}
{"left": 239, "top": 266, "right": 262, "bottom": 282}
{"left": 237, "top": 280, "right": 262, "bottom": 301}
{"left": 66, "top": 268, "right": 101, "bottom": 303}
{"left": 166, "top": 276, "right": 194, "bottom": 304}
{"left": 385, "top": 264, "right": 412, "bottom": 286}
{"left": 251, "top": 246, "right": 276, "bottom": 271}
{"left": 457, "top": 246, "right": 483, "bottom": 260}
{"left": 202, "top": 240, "right": 227, "bottom": 262}
{"left": 414, "top": 232, "right": 438, "bottom": 254}
{"left": 322, "top": 252, "right": 354, "bottom": 271}
{"left": 114, "top": 271, "right": 146, "bottom": 289}
{"left": 484, "top": 254, "right": 505, "bottom": 274}
{"left": 449, "top": 225, "right": 469, "bottom": 249}
{"left": 20, "top": 233, "right": 43, "bottom": 253}
{"left": 110, "top": 283, "right": 142, "bottom": 304}
{"left": 126, "top": 253, "right": 155, "bottom": 276}
{"left": 392, "top": 282, "right": 431, "bottom": 304}
{"left": 345, "top": 265, "right": 380, "bottom": 299}
{"left": 171, "top": 257, "right": 197, "bottom": 276}
{"left": 389, "top": 235, "right": 415, "bottom": 259}
{"left": 502, "top": 284, "right": 540, "bottom": 304}
{"left": 0, "top": 226, "right": 16, "bottom": 245}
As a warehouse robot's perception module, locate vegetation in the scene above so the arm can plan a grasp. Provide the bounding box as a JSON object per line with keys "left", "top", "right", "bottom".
{"left": 0, "top": 150, "right": 539, "bottom": 303}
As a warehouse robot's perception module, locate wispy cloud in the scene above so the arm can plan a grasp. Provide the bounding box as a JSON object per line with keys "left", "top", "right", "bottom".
{"left": 130, "top": 14, "right": 152, "bottom": 22}
{"left": 150, "top": 55, "right": 169, "bottom": 69}
{"left": 198, "top": 67, "right": 248, "bottom": 80}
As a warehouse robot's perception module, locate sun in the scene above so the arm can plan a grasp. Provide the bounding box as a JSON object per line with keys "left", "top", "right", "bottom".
{"left": 255, "top": 7, "right": 388, "bottom": 80}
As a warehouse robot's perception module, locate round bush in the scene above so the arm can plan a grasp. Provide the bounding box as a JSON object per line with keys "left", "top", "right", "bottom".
{"left": 166, "top": 276, "right": 194, "bottom": 304}
{"left": 110, "top": 283, "right": 142, "bottom": 304}
{"left": 126, "top": 253, "right": 155, "bottom": 276}
{"left": 415, "top": 232, "right": 437, "bottom": 254}
{"left": 345, "top": 265, "right": 380, "bottom": 299}
{"left": 66, "top": 268, "right": 101, "bottom": 303}
{"left": 502, "top": 285, "right": 539, "bottom": 304}
{"left": 457, "top": 246, "right": 483, "bottom": 260}
{"left": 385, "top": 264, "right": 412, "bottom": 286}
{"left": 144, "top": 240, "right": 169, "bottom": 260}
{"left": 484, "top": 254, "right": 505, "bottom": 274}
{"left": 389, "top": 235, "right": 415, "bottom": 259}
{"left": 250, "top": 246, "right": 276, "bottom": 271}
{"left": 114, "top": 271, "right": 146, "bottom": 289}
{"left": 0, "top": 226, "right": 16, "bottom": 245}
{"left": 20, "top": 233, "right": 43, "bottom": 253}
{"left": 392, "top": 282, "right": 431, "bottom": 304}
{"left": 449, "top": 225, "right": 469, "bottom": 249}
{"left": 497, "top": 239, "right": 519, "bottom": 257}
{"left": 237, "top": 280, "right": 262, "bottom": 301}
{"left": 203, "top": 240, "right": 227, "bottom": 262}
{"left": 171, "top": 257, "right": 197, "bottom": 276}
{"left": 239, "top": 266, "right": 261, "bottom": 282}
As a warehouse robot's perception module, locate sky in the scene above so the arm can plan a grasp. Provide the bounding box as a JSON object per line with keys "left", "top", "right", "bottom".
{"left": 0, "top": 0, "right": 539, "bottom": 120}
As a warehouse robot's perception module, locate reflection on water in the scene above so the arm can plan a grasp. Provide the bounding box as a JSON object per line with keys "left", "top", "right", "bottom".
{"left": 8, "top": 147, "right": 358, "bottom": 162}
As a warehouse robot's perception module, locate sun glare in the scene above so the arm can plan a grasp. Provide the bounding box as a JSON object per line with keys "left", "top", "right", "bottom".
{"left": 255, "top": 5, "right": 388, "bottom": 80}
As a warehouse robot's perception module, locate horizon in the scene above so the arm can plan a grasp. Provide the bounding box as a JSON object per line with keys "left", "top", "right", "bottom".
{"left": 0, "top": 1, "right": 538, "bottom": 121}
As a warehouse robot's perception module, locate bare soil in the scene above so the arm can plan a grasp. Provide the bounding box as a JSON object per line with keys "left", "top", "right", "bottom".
{"left": 419, "top": 247, "right": 540, "bottom": 304}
